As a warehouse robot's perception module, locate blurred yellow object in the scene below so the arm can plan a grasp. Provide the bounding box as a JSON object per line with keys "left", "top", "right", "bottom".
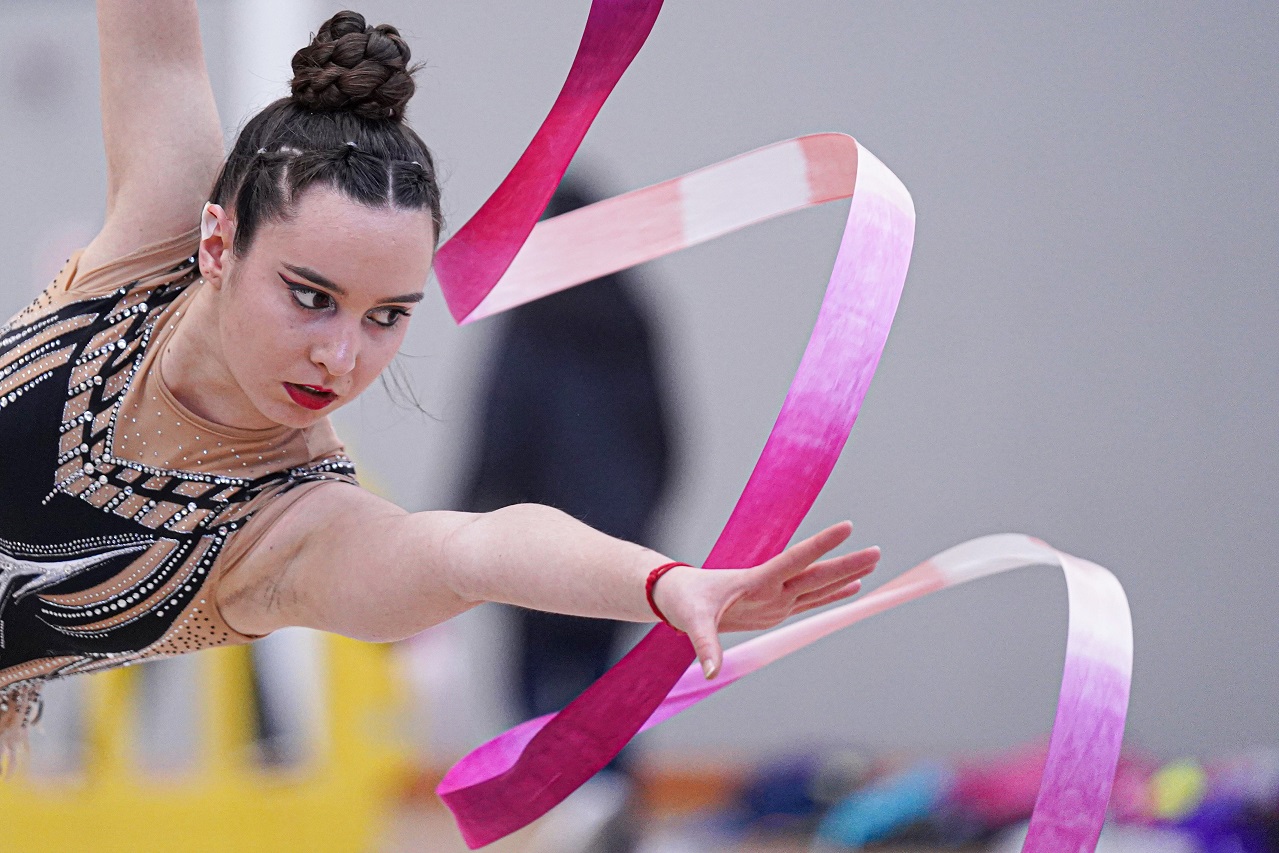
{"left": 1149, "top": 758, "right": 1208, "bottom": 820}
{"left": 0, "top": 636, "right": 410, "bottom": 853}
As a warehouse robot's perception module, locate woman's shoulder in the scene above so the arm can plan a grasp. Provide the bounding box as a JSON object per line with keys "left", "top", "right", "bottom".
{"left": 7, "top": 229, "right": 201, "bottom": 332}
{"left": 212, "top": 467, "right": 378, "bottom": 637}
{"left": 65, "top": 228, "right": 201, "bottom": 298}
{"left": 298, "top": 417, "right": 351, "bottom": 471}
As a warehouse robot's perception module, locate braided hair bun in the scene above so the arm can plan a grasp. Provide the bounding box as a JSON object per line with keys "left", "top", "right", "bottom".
{"left": 290, "top": 11, "right": 418, "bottom": 122}
{"left": 211, "top": 10, "right": 442, "bottom": 255}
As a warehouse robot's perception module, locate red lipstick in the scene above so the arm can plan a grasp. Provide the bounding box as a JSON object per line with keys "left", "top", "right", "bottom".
{"left": 284, "top": 382, "right": 337, "bottom": 411}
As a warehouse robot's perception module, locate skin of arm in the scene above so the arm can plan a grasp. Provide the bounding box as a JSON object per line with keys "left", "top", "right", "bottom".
{"left": 81, "top": 0, "right": 225, "bottom": 271}
{"left": 218, "top": 484, "right": 879, "bottom": 678}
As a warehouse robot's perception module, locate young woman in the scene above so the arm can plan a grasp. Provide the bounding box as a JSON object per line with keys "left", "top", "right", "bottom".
{"left": 0, "top": 3, "right": 879, "bottom": 756}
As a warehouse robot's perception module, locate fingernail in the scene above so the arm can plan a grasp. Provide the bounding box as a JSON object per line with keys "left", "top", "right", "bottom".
{"left": 702, "top": 659, "right": 716, "bottom": 679}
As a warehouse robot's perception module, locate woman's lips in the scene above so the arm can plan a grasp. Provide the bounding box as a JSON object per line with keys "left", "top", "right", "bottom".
{"left": 284, "top": 382, "right": 337, "bottom": 410}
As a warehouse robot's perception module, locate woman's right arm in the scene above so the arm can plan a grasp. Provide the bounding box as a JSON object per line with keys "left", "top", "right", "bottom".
{"left": 79, "top": 0, "right": 224, "bottom": 272}
{"left": 219, "top": 484, "right": 877, "bottom": 679}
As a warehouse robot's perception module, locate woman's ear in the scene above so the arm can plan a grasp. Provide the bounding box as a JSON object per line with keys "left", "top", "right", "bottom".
{"left": 198, "top": 202, "right": 235, "bottom": 289}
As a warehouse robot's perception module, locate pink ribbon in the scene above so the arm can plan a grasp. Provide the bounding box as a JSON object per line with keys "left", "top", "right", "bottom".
{"left": 433, "top": 0, "right": 665, "bottom": 323}
{"left": 432, "top": 3, "right": 1132, "bottom": 850}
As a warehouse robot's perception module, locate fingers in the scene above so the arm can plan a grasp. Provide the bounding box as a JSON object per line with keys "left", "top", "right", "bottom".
{"left": 759, "top": 522, "right": 854, "bottom": 582}
{"left": 787, "top": 565, "right": 873, "bottom": 609}
{"left": 705, "top": 525, "right": 878, "bottom": 666}
{"left": 793, "top": 579, "right": 863, "bottom": 613}
{"left": 792, "top": 567, "right": 874, "bottom": 606}
{"left": 782, "top": 546, "right": 879, "bottom": 596}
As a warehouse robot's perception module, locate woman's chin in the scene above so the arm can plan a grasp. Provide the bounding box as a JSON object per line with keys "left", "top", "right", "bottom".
{"left": 258, "top": 395, "right": 333, "bottom": 430}
{"left": 257, "top": 383, "right": 357, "bottom": 429}
{"left": 276, "top": 407, "right": 331, "bottom": 429}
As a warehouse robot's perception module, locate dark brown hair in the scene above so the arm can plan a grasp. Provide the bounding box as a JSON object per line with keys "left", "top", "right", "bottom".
{"left": 209, "top": 11, "right": 443, "bottom": 254}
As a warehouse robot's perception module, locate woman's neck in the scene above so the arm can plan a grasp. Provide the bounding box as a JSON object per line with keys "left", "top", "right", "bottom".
{"left": 160, "top": 282, "right": 279, "bottom": 431}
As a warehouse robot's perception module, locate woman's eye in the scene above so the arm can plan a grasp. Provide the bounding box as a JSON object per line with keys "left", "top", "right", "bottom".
{"left": 368, "top": 308, "right": 410, "bottom": 328}
{"left": 288, "top": 284, "right": 333, "bottom": 311}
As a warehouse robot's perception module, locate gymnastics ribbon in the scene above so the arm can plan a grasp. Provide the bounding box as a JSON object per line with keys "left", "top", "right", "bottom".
{"left": 433, "top": 0, "right": 663, "bottom": 322}
{"left": 432, "top": 2, "right": 1133, "bottom": 850}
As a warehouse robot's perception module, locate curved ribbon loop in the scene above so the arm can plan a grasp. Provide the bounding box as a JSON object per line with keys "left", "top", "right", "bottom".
{"left": 432, "top": 4, "right": 1132, "bottom": 851}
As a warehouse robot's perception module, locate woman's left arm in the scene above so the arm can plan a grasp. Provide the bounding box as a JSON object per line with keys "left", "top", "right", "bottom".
{"left": 80, "top": 0, "right": 224, "bottom": 271}
{"left": 219, "top": 484, "right": 878, "bottom": 678}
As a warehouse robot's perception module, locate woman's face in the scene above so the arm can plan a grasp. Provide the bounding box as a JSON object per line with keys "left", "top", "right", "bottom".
{"left": 207, "top": 186, "right": 436, "bottom": 429}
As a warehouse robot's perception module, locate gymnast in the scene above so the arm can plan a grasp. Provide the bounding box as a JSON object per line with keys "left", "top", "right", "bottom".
{"left": 0, "top": 2, "right": 880, "bottom": 759}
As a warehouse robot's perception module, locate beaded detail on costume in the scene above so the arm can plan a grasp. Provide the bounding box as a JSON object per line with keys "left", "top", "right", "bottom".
{"left": 0, "top": 244, "right": 358, "bottom": 747}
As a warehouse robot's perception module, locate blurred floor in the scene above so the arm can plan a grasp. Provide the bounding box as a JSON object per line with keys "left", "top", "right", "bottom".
{"left": 377, "top": 805, "right": 531, "bottom": 853}
{"left": 375, "top": 803, "right": 981, "bottom": 853}
{"left": 376, "top": 759, "right": 994, "bottom": 853}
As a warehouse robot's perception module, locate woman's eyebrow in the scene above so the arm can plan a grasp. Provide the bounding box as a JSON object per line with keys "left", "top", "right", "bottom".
{"left": 284, "top": 262, "right": 346, "bottom": 295}
{"left": 282, "top": 262, "right": 423, "bottom": 305}
{"left": 377, "top": 292, "right": 425, "bottom": 305}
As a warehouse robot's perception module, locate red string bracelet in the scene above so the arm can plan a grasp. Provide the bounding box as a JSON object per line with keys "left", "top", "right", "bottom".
{"left": 645, "top": 561, "right": 690, "bottom": 631}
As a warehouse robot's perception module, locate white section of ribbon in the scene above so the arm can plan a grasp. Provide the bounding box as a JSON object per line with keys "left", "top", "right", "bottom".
{"left": 853, "top": 142, "right": 915, "bottom": 217}
{"left": 680, "top": 140, "right": 810, "bottom": 245}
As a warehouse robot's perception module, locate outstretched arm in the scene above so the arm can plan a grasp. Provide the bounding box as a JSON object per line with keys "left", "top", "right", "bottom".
{"left": 219, "top": 484, "right": 879, "bottom": 679}
{"left": 79, "top": 0, "right": 224, "bottom": 272}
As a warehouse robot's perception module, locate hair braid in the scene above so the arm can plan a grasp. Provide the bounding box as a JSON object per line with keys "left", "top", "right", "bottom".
{"left": 290, "top": 11, "right": 417, "bottom": 121}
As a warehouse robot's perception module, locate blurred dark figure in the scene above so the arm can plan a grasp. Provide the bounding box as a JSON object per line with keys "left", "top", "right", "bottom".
{"left": 458, "top": 178, "right": 675, "bottom": 853}
{"left": 461, "top": 179, "right": 674, "bottom": 718}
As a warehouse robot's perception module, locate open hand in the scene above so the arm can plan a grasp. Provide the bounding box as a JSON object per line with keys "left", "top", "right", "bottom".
{"left": 651, "top": 522, "right": 878, "bottom": 679}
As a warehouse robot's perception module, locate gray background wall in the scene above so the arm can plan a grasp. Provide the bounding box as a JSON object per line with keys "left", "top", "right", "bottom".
{"left": 1, "top": 2, "right": 1274, "bottom": 764}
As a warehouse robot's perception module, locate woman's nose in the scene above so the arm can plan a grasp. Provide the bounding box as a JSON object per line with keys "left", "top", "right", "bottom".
{"left": 310, "top": 323, "right": 359, "bottom": 377}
